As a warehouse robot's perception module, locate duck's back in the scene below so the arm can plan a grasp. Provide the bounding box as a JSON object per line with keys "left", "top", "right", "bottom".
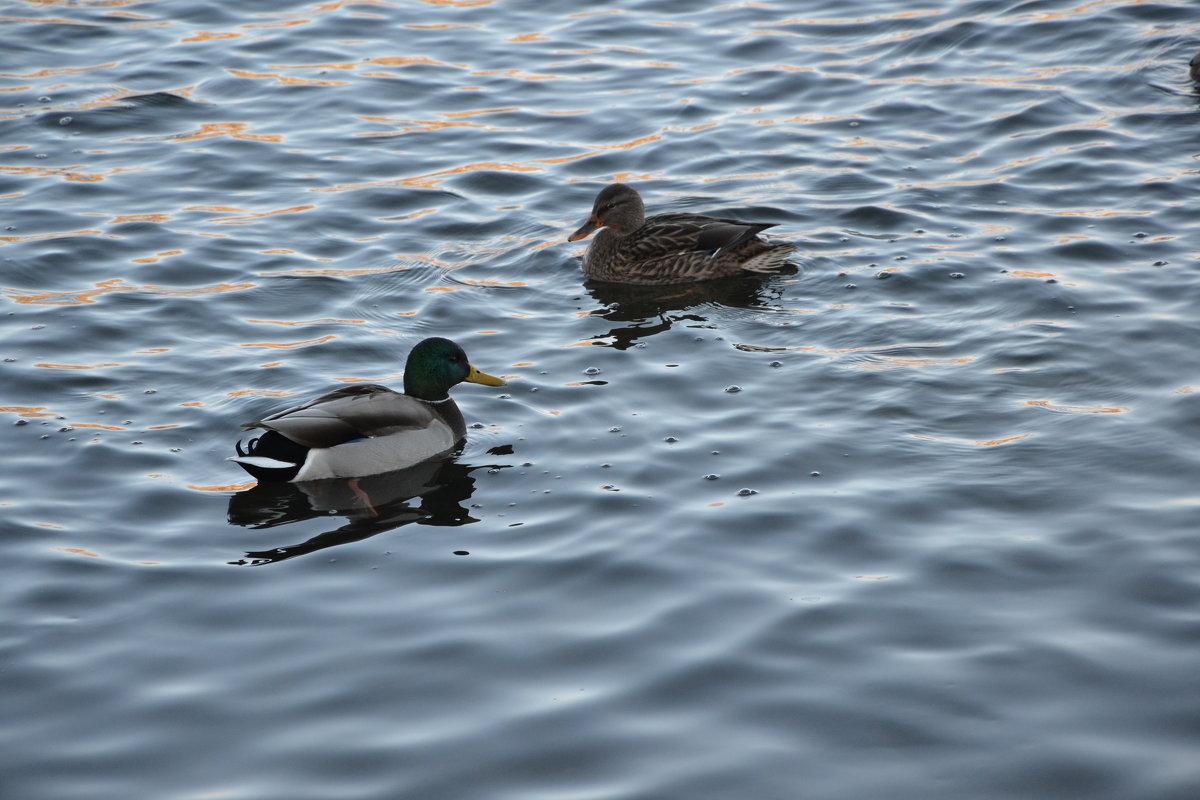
{"left": 248, "top": 385, "right": 446, "bottom": 447}
{"left": 582, "top": 212, "right": 793, "bottom": 285}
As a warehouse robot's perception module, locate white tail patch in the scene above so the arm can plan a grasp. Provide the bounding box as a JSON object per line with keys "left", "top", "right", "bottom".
{"left": 227, "top": 455, "right": 298, "bottom": 470}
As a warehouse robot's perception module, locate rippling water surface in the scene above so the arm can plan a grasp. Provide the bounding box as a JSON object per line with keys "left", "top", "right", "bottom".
{"left": 3, "top": 1, "right": 1200, "bottom": 798}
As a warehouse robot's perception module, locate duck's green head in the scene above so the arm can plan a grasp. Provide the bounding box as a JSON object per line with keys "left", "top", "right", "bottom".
{"left": 404, "top": 337, "right": 506, "bottom": 401}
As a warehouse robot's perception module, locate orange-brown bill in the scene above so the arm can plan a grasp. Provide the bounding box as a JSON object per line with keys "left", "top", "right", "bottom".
{"left": 568, "top": 215, "right": 599, "bottom": 242}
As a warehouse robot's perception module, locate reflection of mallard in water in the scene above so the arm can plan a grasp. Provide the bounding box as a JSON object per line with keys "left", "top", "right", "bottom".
{"left": 567, "top": 183, "right": 795, "bottom": 285}
{"left": 584, "top": 274, "right": 792, "bottom": 350}
{"left": 230, "top": 337, "right": 505, "bottom": 482}
{"left": 227, "top": 456, "right": 509, "bottom": 566}
{"left": 1191, "top": 52, "right": 1200, "bottom": 84}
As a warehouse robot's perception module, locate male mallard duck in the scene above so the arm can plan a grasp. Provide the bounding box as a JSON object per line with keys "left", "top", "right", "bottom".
{"left": 229, "top": 337, "right": 505, "bottom": 482}
{"left": 567, "top": 183, "right": 795, "bottom": 285}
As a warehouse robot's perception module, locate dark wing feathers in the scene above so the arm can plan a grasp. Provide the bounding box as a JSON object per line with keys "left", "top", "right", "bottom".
{"left": 624, "top": 213, "right": 776, "bottom": 260}
{"left": 241, "top": 384, "right": 437, "bottom": 449}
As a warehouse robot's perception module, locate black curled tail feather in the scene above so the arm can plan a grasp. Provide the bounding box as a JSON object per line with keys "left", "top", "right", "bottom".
{"left": 230, "top": 430, "right": 309, "bottom": 482}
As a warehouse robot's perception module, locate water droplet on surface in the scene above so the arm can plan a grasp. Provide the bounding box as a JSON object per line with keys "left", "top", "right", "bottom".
{"left": 487, "top": 468, "right": 500, "bottom": 474}
{"left": 737, "top": 488, "right": 757, "bottom": 496}
{"left": 608, "top": 426, "right": 621, "bottom": 433}
{"left": 704, "top": 474, "right": 720, "bottom": 481}
{"left": 1133, "top": 232, "right": 1147, "bottom": 238}
{"left": 849, "top": 120, "right": 859, "bottom": 127}
{"left": 724, "top": 385, "right": 741, "bottom": 393}
{"left": 875, "top": 271, "right": 891, "bottom": 280}
{"left": 769, "top": 361, "right": 782, "bottom": 368}
{"left": 58, "top": 116, "right": 72, "bottom": 126}
{"left": 14, "top": 419, "right": 27, "bottom": 426}
{"left": 470, "top": 422, "right": 484, "bottom": 429}
{"left": 143, "top": 389, "right": 156, "bottom": 394}
{"left": 811, "top": 471, "right": 821, "bottom": 477}
{"left": 845, "top": 283, "right": 857, "bottom": 290}
{"left": 39, "top": 96, "right": 52, "bottom": 103}
{"left": 59, "top": 427, "right": 73, "bottom": 433}
{"left": 453, "top": 551, "right": 469, "bottom": 556}
{"left": 583, "top": 366, "right": 601, "bottom": 375}
{"left": 664, "top": 436, "right": 678, "bottom": 443}
{"left": 949, "top": 272, "right": 964, "bottom": 279}
{"left": 35, "top": 153, "right": 48, "bottom": 159}
{"left": 1153, "top": 261, "right": 1167, "bottom": 267}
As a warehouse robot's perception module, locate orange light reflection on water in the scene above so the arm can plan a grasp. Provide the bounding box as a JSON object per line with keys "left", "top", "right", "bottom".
{"left": 5, "top": 279, "right": 255, "bottom": 306}
{"left": 167, "top": 122, "right": 284, "bottom": 143}
{"left": 912, "top": 433, "right": 1034, "bottom": 447}
{"left": 34, "top": 362, "right": 123, "bottom": 370}
{"left": 226, "top": 69, "right": 346, "bottom": 87}
{"left": 187, "top": 482, "right": 258, "bottom": 492}
{"left": 206, "top": 204, "right": 314, "bottom": 224}
{"left": 315, "top": 161, "right": 541, "bottom": 193}
{"left": 181, "top": 31, "right": 241, "bottom": 43}
{"left": 1023, "top": 400, "right": 1127, "bottom": 414}
{"left": 246, "top": 318, "right": 366, "bottom": 326}
{"left": 0, "top": 406, "right": 56, "bottom": 419}
{"left": 239, "top": 335, "right": 337, "bottom": 350}
{"left": 226, "top": 389, "right": 295, "bottom": 398}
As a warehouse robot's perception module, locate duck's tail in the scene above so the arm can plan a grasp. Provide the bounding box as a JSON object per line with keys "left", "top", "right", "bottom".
{"left": 228, "top": 430, "right": 307, "bottom": 482}
{"left": 740, "top": 240, "right": 796, "bottom": 273}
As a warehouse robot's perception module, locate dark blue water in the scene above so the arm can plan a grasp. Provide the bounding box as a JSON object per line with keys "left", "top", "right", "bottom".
{"left": 3, "top": 1, "right": 1200, "bottom": 798}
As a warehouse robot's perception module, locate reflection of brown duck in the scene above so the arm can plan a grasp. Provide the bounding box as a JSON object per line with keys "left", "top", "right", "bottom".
{"left": 567, "top": 183, "right": 795, "bottom": 285}
{"left": 1191, "top": 52, "right": 1200, "bottom": 83}
{"left": 584, "top": 275, "right": 788, "bottom": 350}
{"left": 229, "top": 338, "right": 505, "bottom": 482}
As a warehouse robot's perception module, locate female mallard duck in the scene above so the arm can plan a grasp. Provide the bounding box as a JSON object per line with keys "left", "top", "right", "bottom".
{"left": 567, "top": 183, "right": 795, "bottom": 285}
{"left": 229, "top": 337, "right": 505, "bottom": 482}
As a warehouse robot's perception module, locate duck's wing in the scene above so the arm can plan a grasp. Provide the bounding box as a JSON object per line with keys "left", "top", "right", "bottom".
{"left": 242, "top": 384, "right": 438, "bottom": 449}
{"left": 626, "top": 213, "right": 776, "bottom": 259}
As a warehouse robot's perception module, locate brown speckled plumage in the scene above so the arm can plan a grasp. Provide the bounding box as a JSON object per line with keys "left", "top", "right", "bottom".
{"left": 567, "top": 183, "right": 795, "bottom": 285}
